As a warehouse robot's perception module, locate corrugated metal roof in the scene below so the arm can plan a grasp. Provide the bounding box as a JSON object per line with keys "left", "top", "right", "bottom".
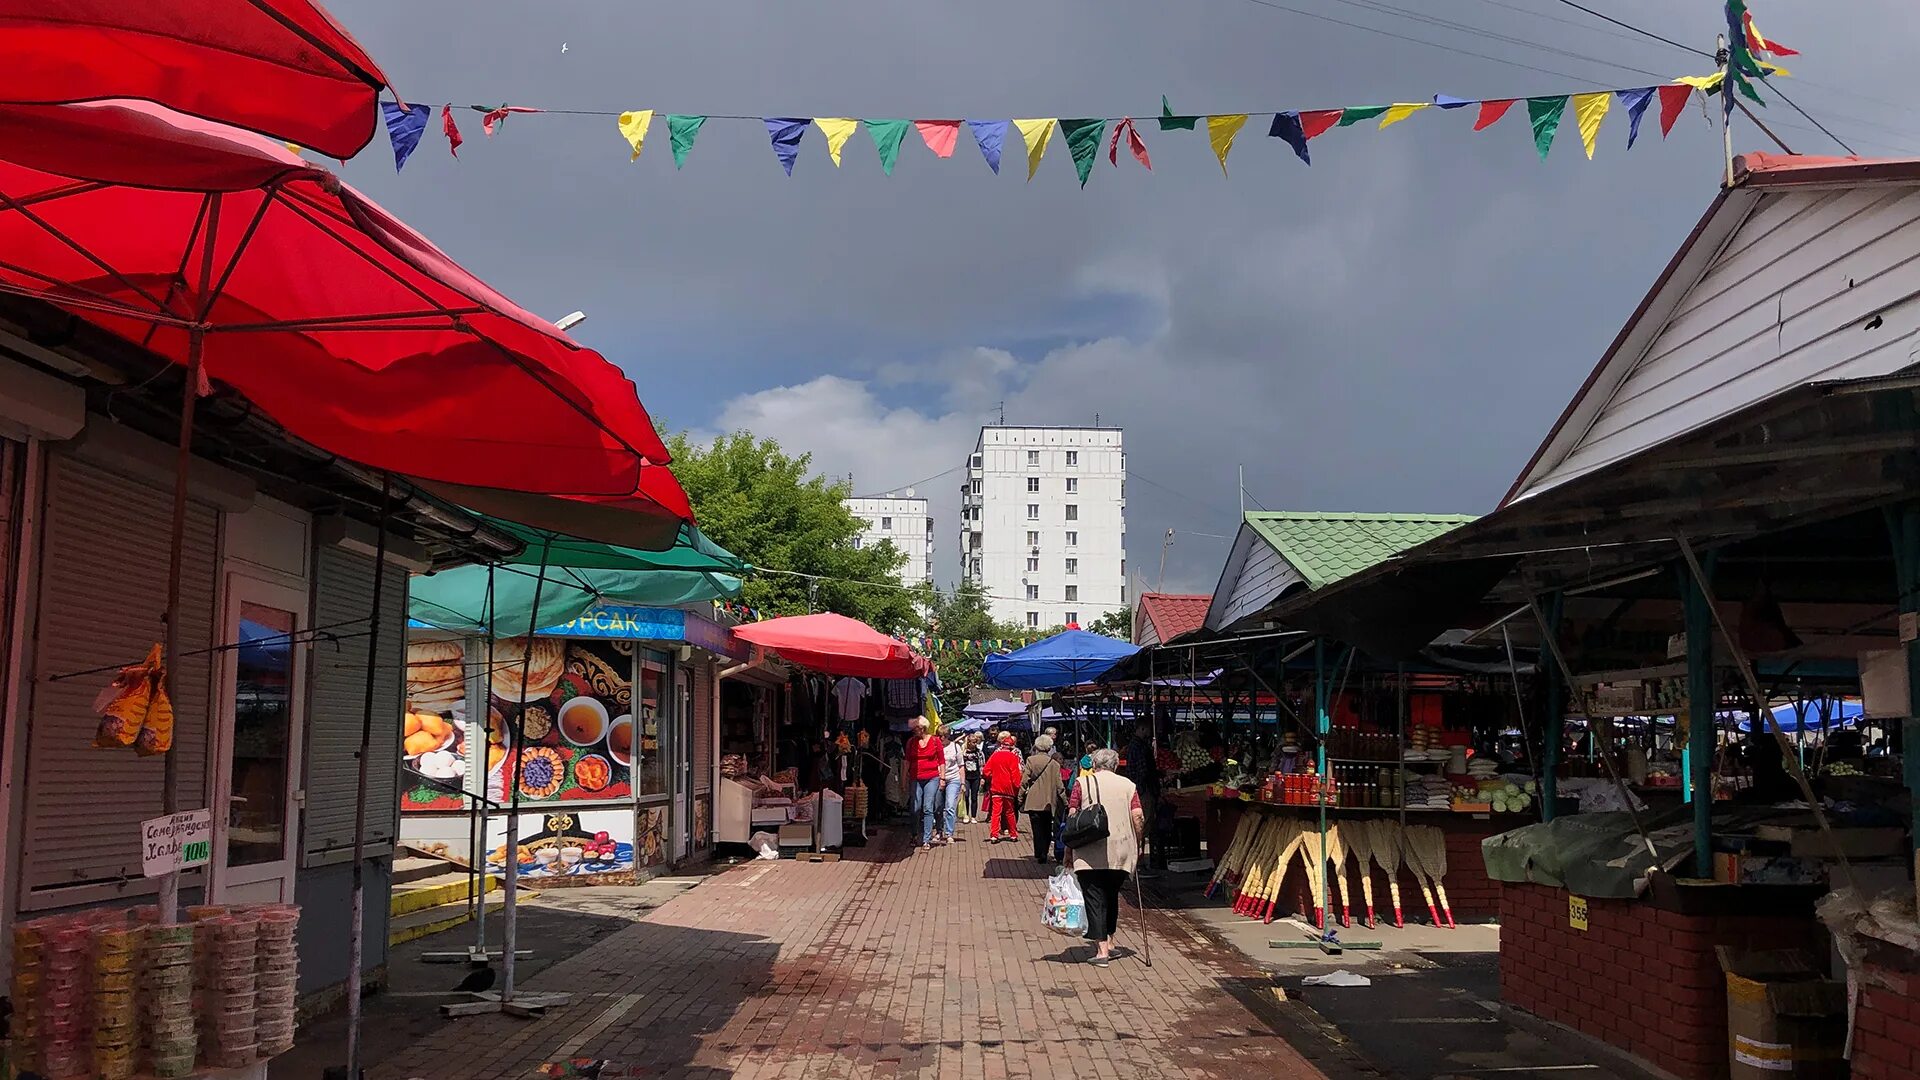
{"left": 1243, "top": 512, "right": 1476, "bottom": 590}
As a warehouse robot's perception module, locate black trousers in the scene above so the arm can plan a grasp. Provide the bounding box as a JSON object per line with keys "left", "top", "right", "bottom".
{"left": 1077, "top": 868, "right": 1128, "bottom": 944}
{"left": 1027, "top": 810, "right": 1053, "bottom": 862}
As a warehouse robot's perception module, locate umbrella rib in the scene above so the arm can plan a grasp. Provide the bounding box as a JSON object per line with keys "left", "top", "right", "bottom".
{"left": 142, "top": 195, "right": 214, "bottom": 350}
{"left": 0, "top": 180, "right": 109, "bottom": 211}
{"left": 241, "top": 0, "right": 388, "bottom": 93}
{"left": 204, "top": 307, "right": 486, "bottom": 333}
{"left": 275, "top": 193, "right": 655, "bottom": 470}
{"left": 0, "top": 185, "right": 174, "bottom": 314}
{"left": 196, "top": 187, "right": 276, "bottom": 322}
{"left": 0, "top": 271, "right": 194, "bottom": 326}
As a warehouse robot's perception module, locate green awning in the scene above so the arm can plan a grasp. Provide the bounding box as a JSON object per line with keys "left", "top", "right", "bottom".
{"left": 408, "top": 517, "right": 746, "bottom": 634}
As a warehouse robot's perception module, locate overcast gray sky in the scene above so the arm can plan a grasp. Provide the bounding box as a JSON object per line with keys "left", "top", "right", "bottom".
{"left": 329, "top": 0, "right": 1912, "bottom": 595}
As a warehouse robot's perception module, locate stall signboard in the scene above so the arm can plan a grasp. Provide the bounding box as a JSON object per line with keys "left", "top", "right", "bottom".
{"left": 536, "top": 604, "right": 751, "bottom": 662}
{"left": 404, "top": 638, "right": 468, "bottom": 811}
{"left": 1568, "top": 894, "right": 1589, "bottom": 932}
{"left": 485, "top": 637, "right": 635, "bottom": 804}
{"left": 141, "top": 809, "right": 211, "bottom": 877}
{"left": 486, "top": 809, "right": 635, "bottom": 879}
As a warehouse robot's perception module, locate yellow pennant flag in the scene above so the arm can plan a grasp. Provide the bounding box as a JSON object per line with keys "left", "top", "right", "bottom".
{"left": 814, "top": 118, "right": 860, "bottom": 166}
{"left": 1206, "top": 114, "right": 1249, "bottom": 177}
{"left": 1379, "top": 102, "right": 1429, "bottom": 130}
{"left": 1013, "top": 118, "right": 1057, "bottom": 181}
{"left": 1572, "top": 92, "right": 1610, "bottom": 159}
{"left": 1674, "top": 73, "right": 1723, "bottom": 92}
{"left": 617, "top": 109, "right": 654, "bottom": 162}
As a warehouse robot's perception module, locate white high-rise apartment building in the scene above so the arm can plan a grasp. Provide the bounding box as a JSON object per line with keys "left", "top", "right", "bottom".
{"left": 844, "top": 491, "right": 934, "bottom": 587}
{"left": 959, "top": 426, "right": 1126, "bottom": 629}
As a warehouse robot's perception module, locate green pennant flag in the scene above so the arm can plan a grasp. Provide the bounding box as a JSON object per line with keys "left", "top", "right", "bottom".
{"left": 1526, "top": 96, "right": 1567, "bottom": 161}
{"left": 864, "top": 118, "right": 911, "bottom": 175}
{"left": 1336, "top": 106, "right": 1388, "bottom": 127}
{"left": 667, "top": 115, "right": 707, "bottom": 168}
{"left": 1723, "top": 0, "right": 1766, "bottom": 106}
{"left": 1158, "top": 95, "right": 1197, "bottom": 131}
{"left": 1061, "top": 118, "right": 1106, "bottom": 187}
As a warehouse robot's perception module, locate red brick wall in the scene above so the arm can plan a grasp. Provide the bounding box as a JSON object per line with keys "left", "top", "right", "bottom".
{"left": 1499, "top": 882, "right": 1819, "bottom": 1080}
{"left": 1854, "top": 959, "right": 1920, "bottom": 1078}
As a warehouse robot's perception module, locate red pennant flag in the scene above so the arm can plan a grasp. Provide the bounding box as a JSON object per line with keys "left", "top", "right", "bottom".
{"left": 1742, "top": 11, "right": 1797, "bottom": 56}
{"left": 1299, "top": 109, "right": 1342, "bottom": 140}
{"left": 1473, "top": 99, "right": 1517, "bottom": 131}
{"left": 1656, "top": 84, "right": 1693, "bottom": 137}
{"left": 441, "top": 104, "right": 463, "bottom": 157}
{"left": 481, "top": 105, "right": 541, "bottom": 138}
{"left": 915, "top": 119, "right": 962, "bottom": 158}
{"left": 1107, "top": 118, "right": 1151, "bottom": 169}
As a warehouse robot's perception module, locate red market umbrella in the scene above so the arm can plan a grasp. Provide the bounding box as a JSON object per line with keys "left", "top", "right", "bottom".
{"left": 0, "top": 0, "right": 389, "bottom": 159}
{"left": 0, "top": 98, "right": 689, "bottom": 544}
{"left": 732, "top": 613, "right": 930, "bottom": 679}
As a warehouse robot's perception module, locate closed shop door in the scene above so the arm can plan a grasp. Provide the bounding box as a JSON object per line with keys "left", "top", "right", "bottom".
{"left": 302, "top": 546, "right": 406, "bottom": 864}
{"left": 23, "top": 454, "right": 216, "bottom": 904}
{"left": 209, "top": 576, "right": 307, "bottom": 904}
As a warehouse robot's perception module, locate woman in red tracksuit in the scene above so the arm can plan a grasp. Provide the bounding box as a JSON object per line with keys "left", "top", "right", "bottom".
{"left": 981, "top": 733, "right": 1024, "bottom": 842}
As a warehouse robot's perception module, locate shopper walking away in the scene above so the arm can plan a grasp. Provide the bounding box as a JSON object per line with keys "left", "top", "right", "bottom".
{"left": 962, "top": 733, "right": 985, "bottom": 823}
{"left": 939, "top": 732, "right": 966, "bottom": 841}
{"left": 1066, "top": 748, "right": 1145, "bottom": 966}
{"left": 907, "top": 718, "right": 945, "bottom": 849}
{"left": 1122, "top": 721, "right": 1165, "bottom": 871}
{"left": 1022, "top": 735, "right": 1066, "bottom": 864}
{"left": 982, "top": 733, "right": 1024, "bottom": 843}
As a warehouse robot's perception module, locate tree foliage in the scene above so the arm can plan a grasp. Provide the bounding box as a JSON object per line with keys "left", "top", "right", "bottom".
{"left": 663, "top": 430, "right": 929, "bottom": 634}
{"left": 1087, "top": 608, "right": 1133, "bottom": 641}
{"left": 924, "top": 580, "right": 1029, "bottom": 720}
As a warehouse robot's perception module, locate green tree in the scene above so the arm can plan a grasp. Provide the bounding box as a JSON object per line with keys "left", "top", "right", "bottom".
{"left": 925, "top": 580, "right": 1029, "bottom": 720}
{"left": 1087, "top": 608, "right": 1133, "bottom": 641}
{"left": 663, "top": 431, "right": 930, "bottom": 633}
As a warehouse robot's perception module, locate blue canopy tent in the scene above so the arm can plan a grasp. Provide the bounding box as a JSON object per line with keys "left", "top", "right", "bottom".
{"left": 981, "top": 630, "right": 1140, "bottom": 690}
{"left": 1730, "top": 698, "right": 1866, "bottom": 733}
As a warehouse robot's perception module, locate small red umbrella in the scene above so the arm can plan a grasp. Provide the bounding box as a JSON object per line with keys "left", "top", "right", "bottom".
{"left": 732, "top": 613, "right": 930, "bottom": 679}
{"left": 0, "top": 99, "right": 686, "bottom": 541}
{"left": 0, "top": 0, "right": 389, "bottom": 159}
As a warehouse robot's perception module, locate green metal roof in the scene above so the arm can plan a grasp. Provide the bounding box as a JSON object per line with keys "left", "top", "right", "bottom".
{"left": 1244, "top": 512, "right": 1476, "bottom": 590}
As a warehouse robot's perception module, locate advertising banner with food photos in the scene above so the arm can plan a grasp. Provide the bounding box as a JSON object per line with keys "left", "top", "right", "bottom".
{"left": 403, "top": 639, "right": 468, "bottom": 811}
{"left": 484, "top": 809, "right": 634, "bottom": 879}
{"left": 484, "top": 636, "right": 634, "bottom": 805}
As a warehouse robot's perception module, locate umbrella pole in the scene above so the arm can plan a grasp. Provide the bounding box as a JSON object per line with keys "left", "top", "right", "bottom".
{"left": 498, "top": 535, "right": 565, "bottom": 1013}
{"left": 156, "top": 331, "right": 204, "bottom": 926}
{"left": 344, "top": 476, "right": 393, "bottom": 1080}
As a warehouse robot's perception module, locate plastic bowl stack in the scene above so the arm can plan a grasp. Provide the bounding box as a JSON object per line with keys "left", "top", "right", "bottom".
{"left": 138, "top": 920, "right": 197, "bottom": 1078}
{"left": 199, "top": 912, "right": 262, "bottom": 1068}
{"left": 13, "top": 915, "right": 92, "bottom": 1077}
{"left": 254, "top": 905, "right": 301, "bottom": 1054}
{"left": 90, "top": 918, "right": 139, "bottom": 1079}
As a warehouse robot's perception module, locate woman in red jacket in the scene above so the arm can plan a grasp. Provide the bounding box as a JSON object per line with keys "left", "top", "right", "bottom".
{"left": 907, "top": 717, "right": 945, "bottom": 850}
{"left": 981, "top": 733, "right": 1024, "bottom": 842}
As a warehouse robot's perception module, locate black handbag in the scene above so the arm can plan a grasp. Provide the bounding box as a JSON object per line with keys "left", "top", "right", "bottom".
{"left": 1060, "top": 775, "right": 1111, "bottom": 849}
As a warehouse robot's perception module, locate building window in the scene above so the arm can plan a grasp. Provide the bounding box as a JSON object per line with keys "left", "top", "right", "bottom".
{"left": 1065, "top": 612, "right": 1078, "bottom": 626}
{"left": 970, "top": 558, "right": 981, "bottom": 576}
{"left": 881, "top": 517, "right": 892, "bottom": 530}
{"left": 1065, "top": 558, "right": 1078, "bottom": 575}
{"left": 1120, "top": 583, "right": 1127, "bottom": 602}
{"left": 1027, "top": 504, "right": 1040, "bottom": 520}
{"left": 1026, "top": 477, "right": 1040, "bottom": 493}
{"left": 971, "top": 479, "right": 980, "bottom": 494}
{"left": 1026, "top": 584, "right": 1040, "bottom": 600}
{"left": 1065, "top": 477, "right": 1077, "bottom": 493}
{"left": 1065, "top": 531, "right": 1077, "bottom": 547}
{"left": 1064, "top": 505, "right": 1078, "bottom": 521}
{"left": 1026, "top": 557, "right": 1039, "bottom": 572}
{"left": 1027, "top": 612, "right": 1040, "bottom": 628}
{"left": 1066, "top": 451, "right": 1078, "bottom": 467}
{"left": 1027, "top": 450, "right": 1040, "bottom": 466}
{"left": 970, "top": 453, "right": 982, "bottom": 468}
{"left": 1026, "top": 530, "right": 1040, "bottom": 546}
{"left": 1065, "top": 585, "right": 1078, "bottom": 602}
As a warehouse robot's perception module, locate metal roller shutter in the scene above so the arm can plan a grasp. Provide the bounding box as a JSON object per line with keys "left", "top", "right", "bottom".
{"left": 693, "top": 661, "right": 712, "bottom": 794}
{"left": 24, "top": 454, "right": 216, "bottom": 896}
{"left": 302, "top": 545, "right": 406, "bottom": 863}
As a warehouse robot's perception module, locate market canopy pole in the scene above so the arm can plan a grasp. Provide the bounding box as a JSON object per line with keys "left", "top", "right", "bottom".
{"left": 343, "top": 475, "right": 392, "bottom": 1079}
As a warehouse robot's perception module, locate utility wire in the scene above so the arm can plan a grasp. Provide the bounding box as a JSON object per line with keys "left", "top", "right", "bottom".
{"left": 1545, "top": 0, "right": 1710, "bottom": 57}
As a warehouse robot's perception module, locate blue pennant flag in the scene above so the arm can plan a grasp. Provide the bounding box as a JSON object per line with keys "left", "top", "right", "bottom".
{"left": 1267, "top": 111, "right": 1310, "bottom": 165}
{"left": 1617, "top": 87, "right": 1656, "bottom": 149}
{"left": 764, "top": 117, "right": 809, "bottom": 176}
{"left": 381, "top": 101, "right": 434, "bottom": 172}
{"left": 967, "top": 119, "right": 1008, "bottom": 174}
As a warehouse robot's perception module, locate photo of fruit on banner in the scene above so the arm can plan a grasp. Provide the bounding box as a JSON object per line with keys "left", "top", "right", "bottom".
{"left": 486, "top": 810, "right": 635, "bottom": 878}
{"left": 403, "top": 639, "right": 468, "bottom": 810}
{"left": 484, "top": 636, "right": 636, "bottom": 804}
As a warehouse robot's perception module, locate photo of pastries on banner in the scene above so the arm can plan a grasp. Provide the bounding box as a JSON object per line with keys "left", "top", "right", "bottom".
{"left": 485, "top": 637, "right": 634, "bottom": 804}
{"left": 403, "top": 639, "right": 467, "bottom": 810}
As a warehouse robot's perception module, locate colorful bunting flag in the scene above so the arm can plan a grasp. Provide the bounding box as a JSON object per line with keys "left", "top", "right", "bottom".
{"left": 866, "top": 119, "right": 911, "bottom": 175}
{"left": 668, "top": 115, "right": 706, "bottom": 168}
{"left": 1013, "top": 119, "right": 1057, "bottom": 182}
{"left": 814, "top": 118, "right": 860, "bottom": 166}
{"left": 1206, "top": 114, "right": 1249, "bottom": 176}
{"left": 968, "top": 120, "right": 1009, "bottom": 174}
{"left": 1656, "top": 85, "right": 1693, "bottom": 138}
{"left": 1337, "top": 106, "right": 1388, "bottom": 127}
{"left": 441, "top": 104, "right": 464, "bottom": 157}
{"left": 1267, "top": 111, "right": 1310, "bottom": 165}
{"left": 1432, "top": 95, "right": 1473, "bottom": 110}
{"left": 1526, "top": 96, "right": 1568, "bottom": 161}
{"left": 380, "top": 100, "right": 432, "bottom": 172}
{"left": 764, "top": 117, "right": 809, "bottom": 175}
{"left": 1572, "top": 92, "right": 1610, "bottom": 159}
{"left": 617, "top": 109, "right": 654, "bottom": 162}
{"left": 1742, "top": 10, "right": 1796, "bottom": 56}
{"left": 915, "top": 119, "right": 961, "bottom": 158}
{"left": 1474, "top": 99, "right": 1517, "bottom": 131}
{"left": 1061, "top": 118, "right": 1105, "bottom": 187}
{"left": 1617, "top": 87, "right": 1656, "bottom": 149}
{"left": 481, "top": 105, "right": 540, "bottom": 138}
{"left": 1108, "top": 118, "right": 1150, "bottom": 169}
{"left": 1379, "top": 102, "right": 1429, "bottom": 130}
{"left": 1723, "top": 1, "right": 1768, "bottom": 107}
{"left": 1159, "top": 95, "right": 1198, "bottom": 131}
{"left": 1299, "top": 110, "right": 1342, "bottom": 140}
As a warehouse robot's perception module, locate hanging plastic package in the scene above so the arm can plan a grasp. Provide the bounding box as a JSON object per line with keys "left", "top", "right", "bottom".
{"left": 93, "top": 643, "right": 171, "bottom": 752}
{"left": 1043, "top": 869, "right": 1087, "bottom": 936}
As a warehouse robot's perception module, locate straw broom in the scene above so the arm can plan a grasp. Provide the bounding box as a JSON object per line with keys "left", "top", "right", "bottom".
{"left": 1233, "top": 817, "right": 1278, "bottom": 916}
{"left": 1342, "top": 820, "right": 1378, "bottom": 929}
{"left": 1206, "top": 812, "right": 1259, "bottom": 898}
{"left": 1365, "top": 819, "right": 1408, "bottom": 928}
{"left": 1259, "top": 817, "right": 1307, "bottom": 922}
{"left": 1406, "top": 825, "right": 1455, "bottom": 928}
{"left": 1322, "top": 823, "right": 1353, "bottom": 928}
{"left": 1401, "top": 824, "right": 1448, "bottom": 928}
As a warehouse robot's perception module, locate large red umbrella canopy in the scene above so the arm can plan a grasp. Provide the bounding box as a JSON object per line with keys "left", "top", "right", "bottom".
{"left": 0, "top": 100, "right": 690, "bottom": 546}
{"left": 0, "top": 0, "right": 388, "bottom": 159}
{"left": 731, "top": 613, "right": 930, "bottom": 680}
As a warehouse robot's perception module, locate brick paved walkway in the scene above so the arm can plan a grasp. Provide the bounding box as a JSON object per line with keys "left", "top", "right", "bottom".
{"left": 372, "top": 823, "right": 1328, "bottom": 1080}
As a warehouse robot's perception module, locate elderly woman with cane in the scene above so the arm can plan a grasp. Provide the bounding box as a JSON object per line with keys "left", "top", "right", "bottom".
{"left": 1063, "top": 748, "right": 1146, "bottom": 966}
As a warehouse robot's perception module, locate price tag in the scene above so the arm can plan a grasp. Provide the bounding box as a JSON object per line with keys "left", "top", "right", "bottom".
{"left": 1568, "top": 894, "right": 1589, "bottom": 932}
{"left": 141, "top": 809, "right": 212, "bottom": 878}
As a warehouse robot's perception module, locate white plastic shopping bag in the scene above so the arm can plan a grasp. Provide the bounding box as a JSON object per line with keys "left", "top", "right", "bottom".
{"left": 1043, "top": 869, "right": 1087, "bottom": 936}
{"left": 749, "top": 831, "right": 780, "bottom": 860}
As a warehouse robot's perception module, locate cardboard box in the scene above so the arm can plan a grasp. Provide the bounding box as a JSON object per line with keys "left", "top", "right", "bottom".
{"left": 1711, "top": 852, "right": 1824, "bottom": 886}
{"left": 1717, "top": 948, "right": 1848, "bottom": 1080}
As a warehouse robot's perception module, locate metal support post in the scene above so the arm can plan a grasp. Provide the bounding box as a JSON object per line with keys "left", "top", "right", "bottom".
{"left": 1680, "top": 558, "right": 1716, "bottom": 875}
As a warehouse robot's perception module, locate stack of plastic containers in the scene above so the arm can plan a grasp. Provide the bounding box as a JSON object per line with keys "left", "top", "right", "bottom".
{"left": 139, "top": 917, "right": 197, "bottom": 1078}
{"left": 198, "top": 911, "right": 262, "bottom": 1069}
{"left": 13, "top": 915, "right": 91, "bottom": 1077}
{"left": 90, "top": 915, "right": 139, "bottom": 1080}
{"left": 254, "top": 905, "right": 301, "bottom": 1054}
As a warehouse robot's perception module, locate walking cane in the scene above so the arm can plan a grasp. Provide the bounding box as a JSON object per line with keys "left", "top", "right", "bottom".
{"left": 1135, "top": 862, "right": 1153, "bottom": 967}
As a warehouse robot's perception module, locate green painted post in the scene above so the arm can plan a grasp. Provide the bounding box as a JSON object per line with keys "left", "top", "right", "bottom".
{"left": 1682, "top": 561, "right": 1716, "bottom": 876}
{"left": 1541, "top": 593, "right": 1565, "bottom": 821}
{"left": 1314, "top": 638, "right": 1331, "bottom": 929}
